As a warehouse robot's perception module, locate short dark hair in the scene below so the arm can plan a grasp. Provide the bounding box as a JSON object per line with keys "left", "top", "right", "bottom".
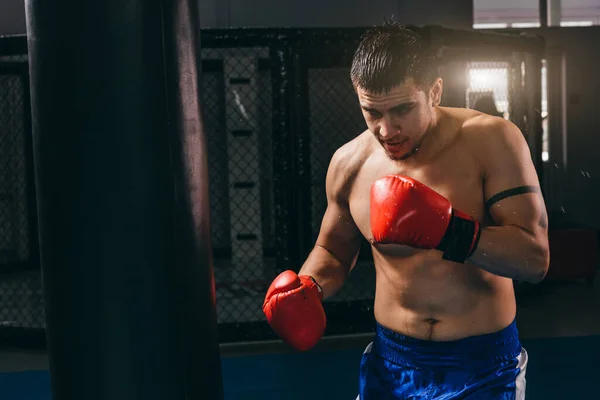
{"left": 350, "top": 21, "right": 440, "bottom": 94}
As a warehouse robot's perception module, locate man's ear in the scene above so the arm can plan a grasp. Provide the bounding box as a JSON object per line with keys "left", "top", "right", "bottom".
{"left": 430, "top": 78, "right": 443, "bottom": 106}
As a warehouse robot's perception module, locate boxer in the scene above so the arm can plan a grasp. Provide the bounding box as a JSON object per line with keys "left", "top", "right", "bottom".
{"left": 263, "top": 22, "right": 549, "bottom": 399}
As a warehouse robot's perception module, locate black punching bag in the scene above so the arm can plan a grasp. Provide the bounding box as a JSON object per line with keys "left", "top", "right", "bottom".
{"left": 24, "top": 0, "right": 223, "bottom": 397}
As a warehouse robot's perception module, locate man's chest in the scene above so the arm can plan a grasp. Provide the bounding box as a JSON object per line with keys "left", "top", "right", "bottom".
{"left": 348, "top": 151, "right": 486, "bottom": 241}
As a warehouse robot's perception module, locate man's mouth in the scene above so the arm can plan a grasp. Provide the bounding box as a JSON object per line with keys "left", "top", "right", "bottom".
{"left": 384, "top": 139, "right": 408, "bottom": 152}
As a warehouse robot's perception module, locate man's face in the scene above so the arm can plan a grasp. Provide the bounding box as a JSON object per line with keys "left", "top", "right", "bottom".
{"left": 357, "top": 78, "right": 440, "bottom": 161}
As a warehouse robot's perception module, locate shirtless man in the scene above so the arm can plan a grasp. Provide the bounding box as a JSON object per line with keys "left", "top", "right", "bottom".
{"left": 263, "top": 22, "right": 549, "bottom": 399}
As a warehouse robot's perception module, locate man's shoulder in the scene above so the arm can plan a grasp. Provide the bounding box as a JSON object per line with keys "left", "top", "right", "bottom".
{"left": 330, "top": 130, "right": 372, "bottom": 171}
{"left": 459, "top": 112, "right": 525, "bottom": 151}
{"left": 326, "top": 130, "right": 372, "bottom": 198}
{"left": 455, "top": 111, "right": 531, "bottom": 176}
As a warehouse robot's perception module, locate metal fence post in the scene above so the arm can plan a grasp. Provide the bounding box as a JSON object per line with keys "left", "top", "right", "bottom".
{"left": 270, "top": 40, "right": 298, "bottom": 274}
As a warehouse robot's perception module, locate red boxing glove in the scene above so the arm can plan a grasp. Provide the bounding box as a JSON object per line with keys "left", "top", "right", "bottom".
{"left": 262, "top": 270, "right": 325, "bottom": 351}
{"left": 370, "top": 175, "right": 481, "bottom": 263}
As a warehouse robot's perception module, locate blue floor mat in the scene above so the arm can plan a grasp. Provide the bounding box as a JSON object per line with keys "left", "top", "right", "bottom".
{"left": 1, "top": 335, "right": 598, "bottom": 399}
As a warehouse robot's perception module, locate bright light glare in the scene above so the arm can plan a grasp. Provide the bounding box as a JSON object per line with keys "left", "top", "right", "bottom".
{"left": 467, "top": 67, "right": 509, "bottom": 114}
{"left": 473, "top": 23, "right": 509, "bottom": 29}
{"left": 511, "top": 22, "right": 541, "bottom": 28}
{"left": 560, "top": 21, "right": 593, "bottom": 27}
{"left": 468, "top": 68, "right": 507, "bottom": 92}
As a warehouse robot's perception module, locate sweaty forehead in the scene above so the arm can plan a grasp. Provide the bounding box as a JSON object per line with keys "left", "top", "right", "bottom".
{"left": 357, "top": 83, "right": 422, "bottom": 109}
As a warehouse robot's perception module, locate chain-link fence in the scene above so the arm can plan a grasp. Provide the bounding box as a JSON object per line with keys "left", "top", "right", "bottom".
{"left": 0, "top": 67, "right": 29, "bottom": 265}
{"left": 200, "top": 47, "right": 277, "bottom": 337}
{"left": 0, "top": 53, "right": 45, "bottom": 348}
{"left": 0, "top": 28, "right": 545, "bottom": 348}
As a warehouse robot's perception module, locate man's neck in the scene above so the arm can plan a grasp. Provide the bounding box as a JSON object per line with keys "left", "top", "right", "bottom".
{"left": 407, "top": 107, "right": 445, "bottom": 164}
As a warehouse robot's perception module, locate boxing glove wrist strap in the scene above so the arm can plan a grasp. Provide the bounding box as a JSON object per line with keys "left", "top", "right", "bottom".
{"left": 308, "top": 276, "right": 323, "bottom": 293}
{"left": 301, "top": 275, "right": 324, "bottom": 301}
{"left": 436, "top": 210, "right": 481, "bottom": 263}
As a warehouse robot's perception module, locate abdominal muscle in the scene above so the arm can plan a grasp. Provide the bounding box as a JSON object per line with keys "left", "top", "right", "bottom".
{"left": 371, "top": 245, "right": 517, "bottom": 341}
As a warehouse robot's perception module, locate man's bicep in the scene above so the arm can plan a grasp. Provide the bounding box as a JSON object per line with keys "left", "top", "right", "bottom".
{"left": 312, "top": 145, "right": 363, "bottom": 266}
{"left": 482, "top": 122, "right": 547, "bottom": 231}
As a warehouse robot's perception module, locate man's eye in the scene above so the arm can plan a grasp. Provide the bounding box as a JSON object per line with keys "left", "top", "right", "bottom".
{"left": 392, "top": 105, "right": 413, "bottom": 115}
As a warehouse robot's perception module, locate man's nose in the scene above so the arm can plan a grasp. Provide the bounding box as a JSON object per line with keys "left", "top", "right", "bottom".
{"left": 379, "top": 116, "right": 400, "bottom": 138}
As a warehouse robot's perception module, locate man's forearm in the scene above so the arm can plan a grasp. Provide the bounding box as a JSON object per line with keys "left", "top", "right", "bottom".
{"left": 468, "top": 226, "right": 549, "bottom": 283}
{"left": 298, "top": 245, "right": 355, "bottom": 300}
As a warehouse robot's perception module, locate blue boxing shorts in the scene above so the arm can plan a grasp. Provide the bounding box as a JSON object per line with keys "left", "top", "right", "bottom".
{"left": 357, "top": 319, "right": 528, "bottom": 399}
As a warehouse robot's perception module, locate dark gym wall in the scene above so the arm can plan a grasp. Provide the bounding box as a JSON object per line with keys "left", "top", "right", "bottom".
{"left": 199, "top": 0, "right": 474, "bottom": 29}
{"left": 227, "top": 0, "right": 396, "bottom": 28}
{"left": 0, "top": 0, "right": 219, "bottom": 33}
{"left": 536, "top": 26, "right": 600, "bottom": 228}
{"left": 0, "top": 0, "right": 26, "bottom": 35}
{"left": 0, "top": 0, "right": 474, "bottom": 34}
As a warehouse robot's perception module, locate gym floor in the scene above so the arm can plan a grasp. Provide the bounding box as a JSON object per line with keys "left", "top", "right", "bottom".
{"left": 0, "top": 274, "right": 599, "bottom": 399}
